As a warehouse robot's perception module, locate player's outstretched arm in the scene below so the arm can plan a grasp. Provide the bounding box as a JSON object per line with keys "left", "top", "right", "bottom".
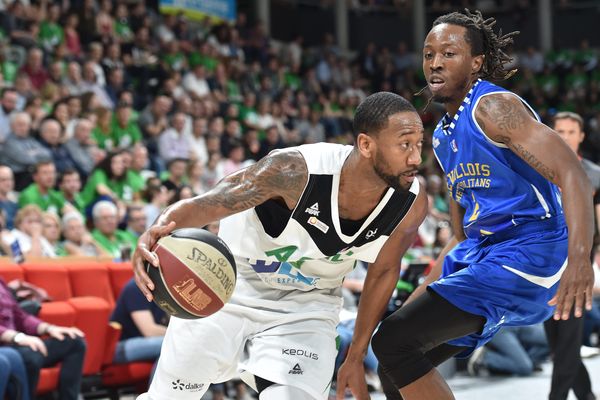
{"left": 336, "top": 184, "right": 428, "bottom": 400}
{"left": 475, "top": 93, "right": 595, "bottom": 320}
{"left": 132, "top": 149, "right": 308, "bottom": 301}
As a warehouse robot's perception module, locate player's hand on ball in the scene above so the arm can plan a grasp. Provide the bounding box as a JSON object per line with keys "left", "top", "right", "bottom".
{"left": 133, "top": 221, "right": 176, "bottom": 301}
{"left": 548, "top": 255, "right": 594, "bottom": 320}
{"left": 336, "top": 358, "right": 370, "bottom": 400}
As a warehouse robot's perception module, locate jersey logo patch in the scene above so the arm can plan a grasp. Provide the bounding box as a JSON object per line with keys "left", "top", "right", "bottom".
{"left": 308, "top": 216, "right": 329, "bottom": 233}
{"left": 451, "top": 139, "right": 458, "bottom": 153}
{"left": 289, "top": 363, "right": 303, "bottom": 375}
{"left": 305, "top": 202, "right": 320, "bottom": 216}
{"left": 365, "top": 228, "right": 378, "bottom": 239}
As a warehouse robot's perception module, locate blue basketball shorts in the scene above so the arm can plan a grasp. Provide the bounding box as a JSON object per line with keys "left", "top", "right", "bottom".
{"left": 428, "top": 215, "right": 568, "bottom": 354}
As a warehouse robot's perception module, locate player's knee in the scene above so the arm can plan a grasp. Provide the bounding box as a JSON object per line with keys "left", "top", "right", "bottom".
{"left": 372, "top": 316, "right": 416, "bottom": 362}
{"left": 258, "top": 384, "right": 316, "bottom": 400}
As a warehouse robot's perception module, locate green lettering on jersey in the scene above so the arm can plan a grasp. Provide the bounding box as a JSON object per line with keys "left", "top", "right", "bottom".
{"left": 289, "top": 257, "right": 312, "bottom": 270}
{"left": 265, "top": 245, "right": 298, "bottom": 262}
{"left": 328, "top": 250, "right": 354, "bottom": 263}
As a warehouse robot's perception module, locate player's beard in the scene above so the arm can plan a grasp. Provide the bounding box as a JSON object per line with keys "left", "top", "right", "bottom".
{"left": 373, "top": 152, "right": 409, "bottom": 192}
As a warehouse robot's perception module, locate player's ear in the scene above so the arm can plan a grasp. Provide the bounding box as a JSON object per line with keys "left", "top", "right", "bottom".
{"left": 472, "top": 54, "right": 484, "bottom": 75}
{"left": 356, "top": 132, "right": 375, "bottom": 159}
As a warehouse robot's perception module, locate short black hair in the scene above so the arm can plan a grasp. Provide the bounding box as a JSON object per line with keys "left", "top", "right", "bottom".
{"left": 433, "top": 9, "right": 519, "bottom": 81}
{"left": 353, "top": 92, "right": 416, "bottom": 138}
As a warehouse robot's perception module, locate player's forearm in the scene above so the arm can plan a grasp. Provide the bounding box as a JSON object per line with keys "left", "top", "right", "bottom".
{"left": 155, "top": 197, "right": 220, "bottom": 231}
{"left": 345, "top": 265, "right": 399, "bottom": 360}
{"left": 405, "top": 236, "right": 460, "bottom": 305}
{"left": 560, "top": 168, "right": 594, "bottom": 260}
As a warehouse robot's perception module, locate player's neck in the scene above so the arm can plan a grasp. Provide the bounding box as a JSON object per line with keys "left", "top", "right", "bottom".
{"left": 340, "top": 150, "right": 388, "bottom": 198}
{"left": 445, "top": 78, "right": 477, "bottom": 117}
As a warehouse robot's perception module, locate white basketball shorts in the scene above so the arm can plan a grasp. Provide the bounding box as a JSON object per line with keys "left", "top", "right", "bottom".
{"left": 146, "top": 259, "right": 342, "bottom": 400}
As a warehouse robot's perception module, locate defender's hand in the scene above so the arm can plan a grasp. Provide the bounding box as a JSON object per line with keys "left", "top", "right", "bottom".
{"left": 133, "top": 222, "right": 176, "bottom": 301}
{"left": 336, "top": 358, "right": 370, "bottom": 400}
{"left": 548, "top": 256, "right": 594, "bottom": 320}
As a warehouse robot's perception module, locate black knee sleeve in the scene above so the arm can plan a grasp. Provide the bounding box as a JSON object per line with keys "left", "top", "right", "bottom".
{"left": 372, "top": 289, "right": 485, "bottom": 389}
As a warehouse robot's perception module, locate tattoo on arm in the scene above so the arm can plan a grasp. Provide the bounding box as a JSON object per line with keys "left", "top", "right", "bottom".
{"left": 496, "top": 135, "right": 557, "bottom": 182}
{"left": 196, "top": 150, "right": 307, "bottom": 212}
{"left": 476, "top": 95, "right": 557, "bottom": 182}
{"left": 476, "top": 95, "right": 527, "bottom": 134}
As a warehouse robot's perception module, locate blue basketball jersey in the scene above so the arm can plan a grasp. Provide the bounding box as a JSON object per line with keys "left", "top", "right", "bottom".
{"left": 432, "top": 79, "right": 564, "bottom": 239}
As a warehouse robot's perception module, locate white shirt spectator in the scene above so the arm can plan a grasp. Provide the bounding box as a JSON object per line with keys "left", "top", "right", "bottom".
{"left": 5, "top": 229, "right": 56, "bottom": 258}
{"left": 183, "top": 70, "right": 210, "bottom": 98}
{"left": 158, "top": 128, "right": 192, "bottom": 162}
{"left": 185, "top": 132, "right": 209, "bottom": 165}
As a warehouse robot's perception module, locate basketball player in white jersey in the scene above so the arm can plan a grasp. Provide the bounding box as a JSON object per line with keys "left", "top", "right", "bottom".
{"left": 132, "top": 92, "right": 428, "bottom": 400}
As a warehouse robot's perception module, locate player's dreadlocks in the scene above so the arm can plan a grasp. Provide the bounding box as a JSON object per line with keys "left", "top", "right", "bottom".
{"left": 435, "top": 9, "right": 519, "bottom": 80}
{"left": 416, "top": 9, "right": 520, "bottom": 106}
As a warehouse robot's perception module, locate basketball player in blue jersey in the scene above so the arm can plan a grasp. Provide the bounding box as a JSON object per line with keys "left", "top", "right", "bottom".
{"left": 132, "top": 92, "right": 428, "bottom": 400}
{"left": 362, "top": 10, "right": 596, "bottom": 400}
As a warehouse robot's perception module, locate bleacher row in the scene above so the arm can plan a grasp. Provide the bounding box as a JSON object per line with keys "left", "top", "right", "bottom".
{"left": 0, "top": 257, "right": 151, "bottom": 398}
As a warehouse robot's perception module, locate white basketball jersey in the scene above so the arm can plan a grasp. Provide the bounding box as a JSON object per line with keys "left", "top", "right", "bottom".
{"left": 219, "top": 142, "right": 420, "bottom": 292}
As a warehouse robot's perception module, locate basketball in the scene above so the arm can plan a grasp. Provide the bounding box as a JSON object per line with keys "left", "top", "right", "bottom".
{"left": 146, "top": 228, "right": 237, "bottom": 319}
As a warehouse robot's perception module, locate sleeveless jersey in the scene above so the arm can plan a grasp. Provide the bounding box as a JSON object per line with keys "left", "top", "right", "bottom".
{"left": 432, "top": 79, "right": 563, "bottom": 239}
{"left": 218, "top": 142, "right": 420, "bottom": 291}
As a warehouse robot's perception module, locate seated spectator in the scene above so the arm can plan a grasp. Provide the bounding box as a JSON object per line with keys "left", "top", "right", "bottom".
{"left": 215, "top": 140, "right": 253, "bottom": 182}
{"left": 161, "top": 158, "right": 188, "bottom": 198}
{"left": 110, "top": 278, "right": 168, "bottom": 378}
{"left": 80, "top": 151, "right": 137, "bottom": 215}
{"left": 0, "top": 112, "right": 52, "bottom": 191}
{"left": 59, "top": 212, "right": 108, "bottom": 257}
{"left": 91, "top": 201, "right": 136, "bottom": 259}
{"left": 92, "top": 107, "right": 116, "bottom": 151}
{"left": 128, "top": 143, "right": 154, "bottom": 192}
{"left": 6, "top": 205, "right": 57, "bottom": 258}
{"left": 186, "top": 116, "right": 209, "bottom": 165}
{"left": 158, "top": 112, "right": 192, "bottom": 162}
{"left": 169, "top": 185, "right": 194, "bottom": 205}
{"left": 468, "top": 324, "right": 549, "bottom": 377}
{"left": 0, "top": 277, "right": 86, "bottom": 400}
{"left": 0, "top": 346, "right": 29, "bottom": 400}
{"left": 37, "top": 118, "right": 76, "bottom": 174}
{"left": 58, "top": 169, "right": 85, "bottom": 214}
{"left": 0, "top": 165, "right": 18, "bottom": 229}
{"left": 187, "top": 159, "right": 209, "bottom": 195}
{"left": 19, "top": 48, "right": 48, "bottom": 91}
{"left": 123, "top": 204, "right": 146, "bottom": 245}
{"left": 0, "top": 210, "right": 12, "bottom": 256}
{"left": 111, "top": 102, "right": 141, "bottom": 150}
{"left": 64, "top": 118, "right": 101, "bottom": 179}
{"left": 41, "top": 212, "right": 61, "bottom": 255}
{"left": 0, "top": 88, "right": 19, "bottom": 144}
{"left": 18, "top": 160, "right": 74, "bottom": 216}
{"left": 142, "top": 180, "right": 169, "bottom": 230}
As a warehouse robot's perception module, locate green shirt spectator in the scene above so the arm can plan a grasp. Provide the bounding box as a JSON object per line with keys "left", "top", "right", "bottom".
{"left": 80, "top": 152, "right": 137, "bottom": 209}
{"left": 81, "top": 169, "right": 136, "bottom": 207}
{"left": 39, "top": 20, "right": 64, "bottom": 51}
{"left": 111, "top": 104, "right": 141, "bottom": 149}
{"left": 92, "top": 228, "right": 136, "bottom": 259}
{"left": 19, "top": 184, "right": 65, "bottom": 215}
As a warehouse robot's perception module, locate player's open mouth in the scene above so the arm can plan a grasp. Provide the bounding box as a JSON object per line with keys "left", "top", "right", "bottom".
{"left": 428, "top": 76, "right": 445, "bottom": 92}
{"left": 401, "top": 171, "right": 418, "bottom": 182}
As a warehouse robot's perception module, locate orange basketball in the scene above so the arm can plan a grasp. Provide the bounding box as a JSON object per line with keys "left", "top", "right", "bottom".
{"left": 146, "top": 228, "right": 237, "bottom": 319}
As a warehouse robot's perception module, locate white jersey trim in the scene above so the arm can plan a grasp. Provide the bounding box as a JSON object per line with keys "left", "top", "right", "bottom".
{"left": 501, "top": 257, "right": 567, "bottom": 289}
